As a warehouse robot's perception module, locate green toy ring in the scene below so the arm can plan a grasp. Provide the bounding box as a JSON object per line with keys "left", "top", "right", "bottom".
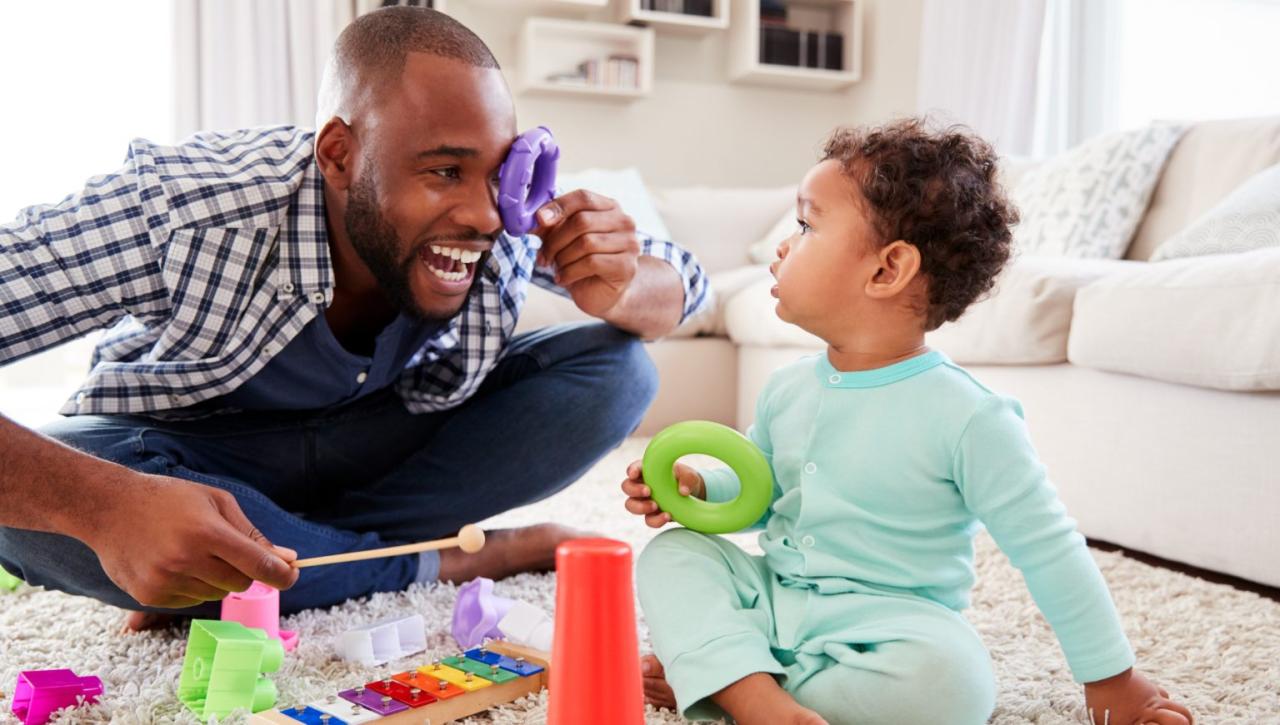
{"left": 642, "top": 420, "right": 773, "bottom": 534}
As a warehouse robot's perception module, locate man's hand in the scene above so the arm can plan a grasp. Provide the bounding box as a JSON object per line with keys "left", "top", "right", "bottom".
{"left": 1084, "top": 668, "right": 1193, "bottom": 725}
{"left": 80, "top": 471, "right": 298, "bottom": 609}
{"left": 532, "top": 189, "right": 643, "bottom": 319}
{"left": 621, "top": 459, "right": 704, "bottom": 528}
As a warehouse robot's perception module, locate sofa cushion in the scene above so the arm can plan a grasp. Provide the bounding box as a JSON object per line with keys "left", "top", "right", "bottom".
{"left": 1069, "top": 248, "right": 1280, "bottom": 390}
{"left": 723, "top": 256, "right": 1136, "bottom": 363}
{"left": 929, "top": 256, "right": 1140, "bottom": 364}
{"left": 1128, "top": 116, "right": 1280, "bottom": 261}
{"left": 557, "top": 167, "right": 672, "bottom": 241}
{"left": 652, "top": 185, "right": 794, "bottom": 274}
{"left": 1150, "top": 162, "right": 1280, "bottom": 261}
{"left": 1011, "top": 122, "right": 1186, "bottom": 258}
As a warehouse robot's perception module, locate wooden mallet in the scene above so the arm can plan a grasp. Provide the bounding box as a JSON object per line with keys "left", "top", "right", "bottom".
{"left": 292, "top": 524, "right": 486, "bottom": 569}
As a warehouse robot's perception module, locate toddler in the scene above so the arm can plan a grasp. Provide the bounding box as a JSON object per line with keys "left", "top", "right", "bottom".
{"left": 622, "top": 119, "right": 1193, "bottom": 725}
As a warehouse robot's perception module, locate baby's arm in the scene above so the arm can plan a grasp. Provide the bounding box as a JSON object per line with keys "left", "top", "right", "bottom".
{"left": 955, "top": 396, "right": 1192, "bottom": 724}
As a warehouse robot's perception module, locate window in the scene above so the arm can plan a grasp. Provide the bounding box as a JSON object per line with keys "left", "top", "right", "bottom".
{"left": 1114, "top": 0, "right": 1280, "bottom": 128}
{"left": 0, "top": 0, "right": 173, "bottom": 427}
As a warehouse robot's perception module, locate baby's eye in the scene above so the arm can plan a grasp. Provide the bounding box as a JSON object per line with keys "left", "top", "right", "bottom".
{"left": 797, "top": 219, "right": 812, "bottom": 234}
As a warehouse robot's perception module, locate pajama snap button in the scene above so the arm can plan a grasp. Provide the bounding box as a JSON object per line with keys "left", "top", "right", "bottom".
{"left": 804, "top": 462, "right": 817, "bottom": 474}
{"left": 802, "top": 535, "right": 816, "bottom": 547}
{"left": 356, "top": 371, "right": 368, "bottom": 384}
{"left": 829, "top": 374, "right": 841, "bottom": 384}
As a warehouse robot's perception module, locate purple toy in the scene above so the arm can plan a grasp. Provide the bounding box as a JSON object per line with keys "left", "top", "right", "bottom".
{"left": 498, "top": 126, "right": 559, "bottom": 236}
{"left": 452, "top": 577, "right": 516, "bottom": 650}
{"left": 11, "top": 669, "right": 103, "bottom": 725}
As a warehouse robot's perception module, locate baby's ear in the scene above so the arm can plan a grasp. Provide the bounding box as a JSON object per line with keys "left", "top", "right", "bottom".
{"left": 865, "top": 240, "right": 922, "bottom": 299}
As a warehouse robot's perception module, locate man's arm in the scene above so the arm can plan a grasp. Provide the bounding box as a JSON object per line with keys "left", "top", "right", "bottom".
{"left": 529, "top": 189, "right": 709, "bottom": 340}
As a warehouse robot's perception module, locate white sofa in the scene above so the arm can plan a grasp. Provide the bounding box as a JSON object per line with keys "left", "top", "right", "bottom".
{"left": 520, "top": 116, "right": 1280, "bottom": 589}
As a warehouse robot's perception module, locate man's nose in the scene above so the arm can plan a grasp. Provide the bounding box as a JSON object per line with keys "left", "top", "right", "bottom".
{"left": 452, "top": 178, "right": 503, "bottom": 237}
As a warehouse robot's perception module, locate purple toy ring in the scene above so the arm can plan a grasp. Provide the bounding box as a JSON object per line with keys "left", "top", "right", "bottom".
{"left": 498, "top": 126, "right": 559, "bottom": 237}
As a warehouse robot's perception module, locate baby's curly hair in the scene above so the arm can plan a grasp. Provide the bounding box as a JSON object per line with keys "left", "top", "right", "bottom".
{"left": 822, "top": 118, "right": 1017, "bottom": 331}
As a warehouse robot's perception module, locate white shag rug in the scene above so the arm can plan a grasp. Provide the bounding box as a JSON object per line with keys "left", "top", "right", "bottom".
{"left": 2, "top": 438, "right": 1278, "bottom": 724}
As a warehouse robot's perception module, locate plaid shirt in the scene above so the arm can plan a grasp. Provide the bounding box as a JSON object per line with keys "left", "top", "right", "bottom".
{"left": 0, "top": 126, "right": 708, "bottom": 418}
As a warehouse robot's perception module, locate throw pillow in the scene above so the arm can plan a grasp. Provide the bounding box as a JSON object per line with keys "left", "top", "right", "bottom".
{"left": 1151, "top": 163, "right": 1280, "bottom": 261}
{"left": 1011, "top": 122, "right": 1186, "bottom": 258}
{"left": 554, "top": 167, "right": 672, "bottom": 241}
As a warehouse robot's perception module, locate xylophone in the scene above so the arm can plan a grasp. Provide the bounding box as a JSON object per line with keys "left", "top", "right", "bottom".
{"left": 247, "top": 640, "right": 551, "bottom": 725}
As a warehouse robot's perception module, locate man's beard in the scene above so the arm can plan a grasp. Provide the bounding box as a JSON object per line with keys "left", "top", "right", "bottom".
{"left": 343, "top": 173, "right": 484, "bottom": 322}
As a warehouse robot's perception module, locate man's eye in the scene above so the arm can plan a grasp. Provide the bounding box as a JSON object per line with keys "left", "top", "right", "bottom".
{"left": 431, "top": 167, "right": 461, "bottom": 180}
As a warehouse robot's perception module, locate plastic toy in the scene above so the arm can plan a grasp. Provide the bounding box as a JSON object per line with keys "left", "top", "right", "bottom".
{"left": 0, "top": 565, "right": 21, "bottom": 592}
{"left": 547, "top": 538, "right": 644, "bottom": 725}
{"left": 452, "top": 577, "right": 554, "bottom": 651}
{"left": 10, "top": 669, "right": 102, "bottom": 725}
{"left": 338, "top": 615, "right": 427, "bottom": 667}
{"left": 642, "top": 420, "right": 775, "bottom": 534}
{"left": 222, "top": 581, "right": 299, "bottom": 652}
{"left": 246, "top": 640, "right": 551, "bottom": 725}
{"left": 177, "top": 619, "right": 284, "bottom": 718}
{"left": 497, "top": 126, "right": 559, "bottom": 236}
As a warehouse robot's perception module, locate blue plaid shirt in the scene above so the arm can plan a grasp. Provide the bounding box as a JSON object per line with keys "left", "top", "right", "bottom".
{"left": 0, "top": 126, "right": 708, "bottom": 418}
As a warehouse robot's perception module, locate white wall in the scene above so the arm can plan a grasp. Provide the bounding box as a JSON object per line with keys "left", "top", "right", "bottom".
{"left": 449, "top": 0, "right": 924, "bottom": 188}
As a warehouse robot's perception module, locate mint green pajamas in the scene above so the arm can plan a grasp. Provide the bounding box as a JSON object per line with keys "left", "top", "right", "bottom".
{"left": 637, "top": 351, "right": 1134, "bottom": 723}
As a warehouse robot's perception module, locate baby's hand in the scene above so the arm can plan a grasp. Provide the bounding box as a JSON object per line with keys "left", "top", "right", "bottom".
{"left": 621, "top": 459, "right": 705, "bottom": 528}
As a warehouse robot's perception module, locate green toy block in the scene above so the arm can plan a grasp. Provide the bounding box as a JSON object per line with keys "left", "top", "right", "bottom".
{"left": 178, "top": 619, "right": 284, "bottom": 718}
{"left": 0, "top": 565, "right": 22, "bottom": 592}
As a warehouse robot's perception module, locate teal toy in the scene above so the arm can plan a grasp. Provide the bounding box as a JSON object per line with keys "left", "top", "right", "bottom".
{"left": 178, "top": 619, "right": 284, "bottom": 718}
{"left": 0, "top": 565, "right": 22, "bottom": 592}
{"left": 642, "top": 421, "right": 774, "bottom": 534}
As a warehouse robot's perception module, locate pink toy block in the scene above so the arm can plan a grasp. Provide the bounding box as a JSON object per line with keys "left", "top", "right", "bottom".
{"left": 11, "top": 669, "right": 103, "bottom": 725}
{"left": 221, "top": 581, "right": 299, "bottom": 652}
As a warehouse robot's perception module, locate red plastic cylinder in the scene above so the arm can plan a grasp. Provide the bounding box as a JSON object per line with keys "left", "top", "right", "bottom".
{"left": 547, "top": 538, "right": 644, "bottom": 725}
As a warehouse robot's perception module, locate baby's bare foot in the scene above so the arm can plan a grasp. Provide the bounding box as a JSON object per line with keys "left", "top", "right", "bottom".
{"left": 641, "top": 654, "right": 678, "bottom": 710}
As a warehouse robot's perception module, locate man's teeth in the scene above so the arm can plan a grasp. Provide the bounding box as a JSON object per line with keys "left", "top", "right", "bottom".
{"left": 429, "top": 245, "right": 482, "bottom": 263}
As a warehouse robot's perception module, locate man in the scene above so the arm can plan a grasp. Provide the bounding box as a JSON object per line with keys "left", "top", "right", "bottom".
{"left": 0, "top": 7, "right": 706, "bottom": 628}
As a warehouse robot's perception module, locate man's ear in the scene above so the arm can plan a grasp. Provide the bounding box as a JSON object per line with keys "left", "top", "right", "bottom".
{"left": 315, "top": 117, "right": 356, "bottom": 191}
{"left": 865, "top": 240, "right": 922, "bottom": 299}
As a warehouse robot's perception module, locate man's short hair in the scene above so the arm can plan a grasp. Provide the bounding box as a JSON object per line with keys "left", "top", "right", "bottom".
{"left": 316, "top": 7, "right": 500, "bottom": 127}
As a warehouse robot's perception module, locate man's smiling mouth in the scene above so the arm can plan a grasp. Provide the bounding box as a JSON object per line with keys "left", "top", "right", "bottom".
{"left": 420, "top": 244, "right": 483, "bottom": 282}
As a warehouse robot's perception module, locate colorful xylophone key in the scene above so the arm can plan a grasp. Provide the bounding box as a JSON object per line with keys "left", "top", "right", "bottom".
{"left": 248, "top": 641, "right": 551, "bottom": 725}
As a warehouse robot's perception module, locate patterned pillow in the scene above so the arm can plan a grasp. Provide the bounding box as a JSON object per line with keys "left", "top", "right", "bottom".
{"left": 1011, "top": 123, "right": 1186, "bottom": 258}
{"left": 1151, "top": 163, "right": 1280, "bottom": 261}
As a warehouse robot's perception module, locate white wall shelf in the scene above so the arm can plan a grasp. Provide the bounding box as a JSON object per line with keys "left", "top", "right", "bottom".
{"left": 618, "top": 0, "right": 730, "bottom": 33}
{"left": 728, "top": 0, "right": 862, "bottom": 90}
{"left": 466, "top": 0, "right": 606, "bottom": 8}
{"left": 516, "top": 18, "right": 655, "bottom": 101}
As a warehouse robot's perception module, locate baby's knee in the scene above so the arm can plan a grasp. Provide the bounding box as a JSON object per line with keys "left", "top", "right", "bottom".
{"left": 798, "top": 636, "right": 995, "bottom": 725}
{"left": 637, "top": 528, "right": 714, "bottom": 578}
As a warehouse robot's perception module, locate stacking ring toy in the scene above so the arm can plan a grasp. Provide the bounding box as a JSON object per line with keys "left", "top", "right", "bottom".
{"left": 498, "top": 126, "right": 560, "bottom": 236}
{"left": 642, "top": 421, "right": 774, "bottom": 534}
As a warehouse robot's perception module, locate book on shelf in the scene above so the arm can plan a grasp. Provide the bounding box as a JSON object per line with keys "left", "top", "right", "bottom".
{"left": 640, "top": 0, "right": 714, "bottom": 16}
{"left": 545, "top": 55, "right": 641, "bottom": 90}
{"left": 758, "top": 27, "right": 844, "bottom": 71}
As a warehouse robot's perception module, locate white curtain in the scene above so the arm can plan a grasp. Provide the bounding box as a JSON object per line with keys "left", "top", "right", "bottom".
{"left": 173, "top": 0, "right": 385, "bottom": 138}
{"left": 915, "top": 0, "right": 1047, "bottom": 156}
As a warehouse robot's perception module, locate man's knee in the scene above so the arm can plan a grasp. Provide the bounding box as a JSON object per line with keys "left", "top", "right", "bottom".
{"left": 38, "top": 415, "right": 145, "bottom": 467}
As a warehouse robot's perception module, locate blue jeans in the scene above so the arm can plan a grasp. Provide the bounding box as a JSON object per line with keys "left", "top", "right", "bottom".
{"left": 0, "top": 322, "right": 657, "bottom": 616}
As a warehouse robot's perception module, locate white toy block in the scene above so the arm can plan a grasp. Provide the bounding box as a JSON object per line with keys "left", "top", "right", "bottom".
{"left": 497, "top": 600, "right": 555, "bottom": 651}
{"left": 337, "top": 614, "right": 427, "bottom": 666}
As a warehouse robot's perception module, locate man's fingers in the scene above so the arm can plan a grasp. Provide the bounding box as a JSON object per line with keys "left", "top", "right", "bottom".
{"left": 211, "top": 496, "right": 297, "bottom": 590}
{"left": 547, "top": 230, "right": 637, "bottom": 272}
{"left": 533, "top": 189, "right": 615, "bottom": 233}
{"left": 176, "top": 576, "right": 235, "bottom": 603}
{"left": 558, "top": 252, "right": 634, "bottom": 289}
{"left": 193, "top": 556, "right": 255, "bottom": 594}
